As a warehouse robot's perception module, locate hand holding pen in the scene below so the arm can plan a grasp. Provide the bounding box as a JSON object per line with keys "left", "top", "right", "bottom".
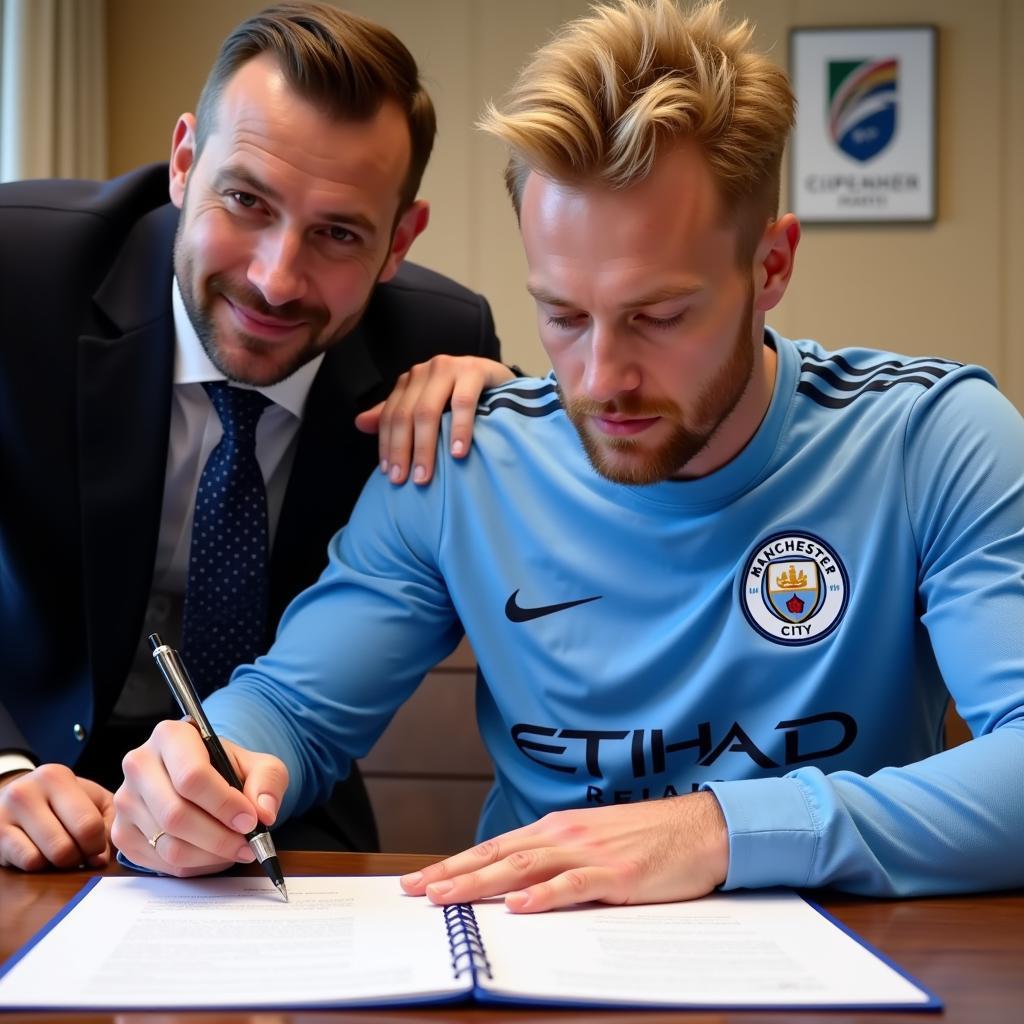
{"left": 110, "top": 635, "right": 289, "bottom": 899}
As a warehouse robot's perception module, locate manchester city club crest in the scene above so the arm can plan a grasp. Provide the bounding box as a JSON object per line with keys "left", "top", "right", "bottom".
{"left": 766, "top": 560, "right": 821, "bottom": 623}
{"left": 828, "top": 57, "right": 897, "bottom": 162}
{"left": 741, "top": 532, "right": 849, "bottom": 646}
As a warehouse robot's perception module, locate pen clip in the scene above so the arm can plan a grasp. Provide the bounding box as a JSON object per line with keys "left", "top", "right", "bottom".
{"left": 148, "top": 633, "right": 211, "bottom": 738}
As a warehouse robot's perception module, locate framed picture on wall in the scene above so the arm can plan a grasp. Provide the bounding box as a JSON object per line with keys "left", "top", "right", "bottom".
{"left": 788, "top": 25, "right": 937, "bottom": 223}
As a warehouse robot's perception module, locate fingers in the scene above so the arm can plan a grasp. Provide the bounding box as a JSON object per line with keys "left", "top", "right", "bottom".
{"left": 83, "top": 778, "right": 117, "bottom": 868}
{"left": 446, "top": 375, "right": 488, "bottom": 465}
{"left": 112, "top": 775, "right": 245, "bottom": 876}
{"left": 380, "top": 364, "right": 455, "bottom": 485}
{"left": 66, "top": 777, "right": 114, "bottom": 868}
{"left": 400, "top": 827, "right": 539, "bottom": 897}
{"left": 0, "top": 764, "right": 112, "bottom": 871}
{"left": 401, "top": 796, "right": 730, "bottom": 914}
{"left": 503, "top": 866, "right": 635, "bottom": 913}
{"left": 0, "top": 823, "right": 47, "bottom": 872}
{"left": 353, "top": 400, "right": 384, "bottom": 437}
{"left": 358, "top": 356, "right": 515, "bottom": 486}
{"left": 236, "top": 745, "right": 288, "bottom": 827}
{"left": 417, "top": 844, "right": 611, "bottom": 909}
{"left": 114, "top": 720, "right": 259, "bottom": 876}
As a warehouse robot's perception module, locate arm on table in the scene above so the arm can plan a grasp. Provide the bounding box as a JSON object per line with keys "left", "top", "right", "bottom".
{"left": 709, "top": 376, "right": 1024, "bottom": 897}
{"left": 114, "top": 452, "right": 463, "bottom": 875}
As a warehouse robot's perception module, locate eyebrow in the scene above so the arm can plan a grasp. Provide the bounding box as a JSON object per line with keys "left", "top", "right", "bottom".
{"left": 213, "top": 165, "right": 378, "bottom": 234}
{"left": 526, "top": 283, "right": 703, "bottom": 307}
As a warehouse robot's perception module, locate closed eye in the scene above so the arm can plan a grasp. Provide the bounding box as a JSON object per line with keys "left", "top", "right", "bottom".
{"left": 641, "top": 312, "right": 684, "bottom": 330}
{"left": 545, "top": 313, "right": 586, "bottom": 330}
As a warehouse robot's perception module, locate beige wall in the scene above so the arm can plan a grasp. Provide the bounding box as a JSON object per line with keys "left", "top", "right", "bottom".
{"left": 108, "top": 0, "right": 1023, "bottom": 411}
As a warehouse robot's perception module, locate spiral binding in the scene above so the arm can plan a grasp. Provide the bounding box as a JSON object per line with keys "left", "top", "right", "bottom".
{"left": 443, "top": 903, "right": 493, "bottom": 982}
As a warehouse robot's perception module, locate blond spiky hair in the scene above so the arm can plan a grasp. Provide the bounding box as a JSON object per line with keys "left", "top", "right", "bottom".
{"left": 479, "top": 0, "right": 794, "bottom": 257}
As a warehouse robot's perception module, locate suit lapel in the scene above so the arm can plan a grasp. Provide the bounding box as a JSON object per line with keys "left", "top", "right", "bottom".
{"left": 77, "top": 203, "right": 177, "bottom": 696}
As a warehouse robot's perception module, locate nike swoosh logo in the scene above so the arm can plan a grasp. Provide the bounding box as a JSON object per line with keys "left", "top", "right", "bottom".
{"left": 504, "top": 589, "right": 603, "bottom": 623}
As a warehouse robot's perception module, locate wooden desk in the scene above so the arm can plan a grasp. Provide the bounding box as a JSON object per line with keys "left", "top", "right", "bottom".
{"left": 2, "top": 852, "right": 1022, "bottom": 1023}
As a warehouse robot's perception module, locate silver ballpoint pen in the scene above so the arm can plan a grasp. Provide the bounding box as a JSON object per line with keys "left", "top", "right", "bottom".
{"left": 148, "top": 633, "right": 289, "bottom": 902}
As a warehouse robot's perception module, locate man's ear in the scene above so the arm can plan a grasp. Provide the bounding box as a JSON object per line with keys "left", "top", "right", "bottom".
{"left": 753, "top": 213, "right": 800, "bottom": 313}
{"left": 168, "top": 114, "right": 198, "bottom": 209}
{"left": 378, "top": 200, "right": 430, "bottom": 283}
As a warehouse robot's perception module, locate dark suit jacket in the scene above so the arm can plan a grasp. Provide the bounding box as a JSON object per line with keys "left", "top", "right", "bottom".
{"left": 0, "top": 163, "right": 500, "bottom": 848}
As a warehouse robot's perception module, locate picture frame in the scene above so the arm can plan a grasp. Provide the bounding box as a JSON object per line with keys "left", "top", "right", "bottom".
{"left": 788, "top": 25, "right": 937, "bottom": 224}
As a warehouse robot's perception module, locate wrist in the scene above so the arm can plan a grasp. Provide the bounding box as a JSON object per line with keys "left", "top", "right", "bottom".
{"left": 696, "top": 790, "right": 729, "bottom": 887}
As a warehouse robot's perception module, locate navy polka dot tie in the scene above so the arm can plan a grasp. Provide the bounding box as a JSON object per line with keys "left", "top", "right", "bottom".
{"left": 182, "top": 382, "right": 272, "bottom": 696}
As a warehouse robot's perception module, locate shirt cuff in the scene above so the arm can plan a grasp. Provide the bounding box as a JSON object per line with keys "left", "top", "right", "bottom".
{"left": 0, "top": 752, "right": 37, "bottom": 780}
{"left": 702, "top": 776, "right": 820, "bottom": 890}
{"left": 115, "top": 850, "right": 163, "bottom": 874}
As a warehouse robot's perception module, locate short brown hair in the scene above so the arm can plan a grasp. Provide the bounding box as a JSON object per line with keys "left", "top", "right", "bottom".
{"left": 479, "top": 0, "right": 794, "bottom": 262}
{"left": 196, "top": 1, "right": 435, "bottom": 210}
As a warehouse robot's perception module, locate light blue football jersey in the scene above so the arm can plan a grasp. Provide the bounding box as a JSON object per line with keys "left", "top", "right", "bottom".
{"left": 208, "top": 330, "right": 1024, "bottom": 896}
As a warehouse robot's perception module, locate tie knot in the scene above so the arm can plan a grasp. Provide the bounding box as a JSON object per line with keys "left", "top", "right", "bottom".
{"left": 202, "top": 381, "right": 271, "bottom": 440}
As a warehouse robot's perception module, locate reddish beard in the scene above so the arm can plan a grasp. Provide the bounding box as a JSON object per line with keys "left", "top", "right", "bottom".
{"left": 564, "top": 295, "right": 756, "bottom": 485}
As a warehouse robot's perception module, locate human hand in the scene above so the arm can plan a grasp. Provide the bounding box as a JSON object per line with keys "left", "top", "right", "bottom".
{"left": 0, "top": 764, "right": 114, "bottom": 871}
{"left": 354, "top": 355, "right": 515, "bottom": 484}
{"left": 400, "top": 793, "right": 729, "bottom": 913}
{"left": 111, "top": 720, "right": 288, "bottom": 877}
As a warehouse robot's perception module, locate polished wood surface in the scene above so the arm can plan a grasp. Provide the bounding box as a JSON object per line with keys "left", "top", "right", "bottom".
{"left": 2, "top": 852, "right": 1022, "bottom": 1023}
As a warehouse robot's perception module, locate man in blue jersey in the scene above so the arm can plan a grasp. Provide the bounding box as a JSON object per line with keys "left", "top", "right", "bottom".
{"left": 114, "top": 0, "right": 1024, "bottom": 908}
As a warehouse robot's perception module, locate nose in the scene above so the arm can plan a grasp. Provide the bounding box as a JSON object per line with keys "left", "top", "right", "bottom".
{"left": 582, "top": 323, "right": 640, "bottom": 403}
{"left": 247, "top": 228, "right": 307, "bottom": 307}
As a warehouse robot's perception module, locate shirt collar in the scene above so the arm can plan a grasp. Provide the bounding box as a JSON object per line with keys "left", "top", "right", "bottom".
{"left": 171, "top": 276, "right": 323, "bottom": 419}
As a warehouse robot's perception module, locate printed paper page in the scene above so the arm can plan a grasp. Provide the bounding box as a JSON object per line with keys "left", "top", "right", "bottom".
{"left": 0, "top": 875, "right": 463, "bottom": 1010}
{"left": 473, "top": 890, "right": 932, "bottom": 1008}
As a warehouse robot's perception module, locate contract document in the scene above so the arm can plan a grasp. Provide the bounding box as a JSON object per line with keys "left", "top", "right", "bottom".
{"left": 0, "top": 875, "right": 939, "bottom": 1011}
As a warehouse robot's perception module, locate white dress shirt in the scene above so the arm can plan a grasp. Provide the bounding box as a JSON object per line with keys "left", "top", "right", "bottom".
{"left": 156, "top": 277, "right": 324, "bottom": 593}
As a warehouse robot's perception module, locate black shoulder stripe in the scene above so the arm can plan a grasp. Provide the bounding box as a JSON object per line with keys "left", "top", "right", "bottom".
{"left": 477, "top": 397, "right": 563, "bottom": 418}
{"left": 802, "top": 351, "right": 961, "bottom": 379}
{"left": 480, "top": 381, "right": 559, "bottom": 405}
{"left": 798, "top": 375, "right": 949, "bottom": 409}
{"left": 801, "top": 359, "right": 954, "bottom": 393}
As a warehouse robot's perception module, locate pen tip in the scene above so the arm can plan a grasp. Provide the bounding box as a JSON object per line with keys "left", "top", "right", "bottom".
{"left": 277, "top": 881, "right": 289, "bottom": 903}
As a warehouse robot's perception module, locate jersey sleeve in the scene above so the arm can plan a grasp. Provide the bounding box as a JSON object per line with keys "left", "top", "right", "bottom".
{"left": 707, "top": 373, "right": 1024, "bottom": 895}
{"left": 203, "top": 434, "right": 463, "bottom": 824}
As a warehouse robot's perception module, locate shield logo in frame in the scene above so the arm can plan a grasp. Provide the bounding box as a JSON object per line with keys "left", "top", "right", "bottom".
{"left": 828, "top": 57, "right": 898, "bottom": 162}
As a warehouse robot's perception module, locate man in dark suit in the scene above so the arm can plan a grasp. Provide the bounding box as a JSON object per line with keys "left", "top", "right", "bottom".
{"left": 0, "top": 2, "right": 508, "bottom": 871}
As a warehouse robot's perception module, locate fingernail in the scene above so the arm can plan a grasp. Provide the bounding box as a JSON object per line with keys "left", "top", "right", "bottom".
{"left": 428, "top": 880, "right": 453, "bottom": 897}
{"left": 232, "top": 812, "right": 256, "bottom": 833}
{"left": 390, "top": 464, "right": 403, "bottom": 482}
{"left": 506, "top": 890, "right": 530, "bottom": 910}
{"left": 257, "top": 793, "right": 278, "bottom": 820}
{"left": 401, "top": 871, "right": 423, "bottom": 887}
{"left": 413, "top": 464, "right": 426, "bottom": 483}
{"left": 451, "top": 440, "right": 465, "bottom": 456}
{"left": 237, "top": 844, "right": 256, "bottom": 862}
{"left": 380, "top": 459, "right": 389, "bottom": 473}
